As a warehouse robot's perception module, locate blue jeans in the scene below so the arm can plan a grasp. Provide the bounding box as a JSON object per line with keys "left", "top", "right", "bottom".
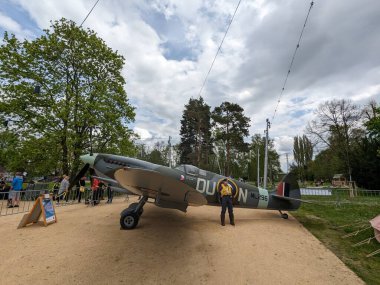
{"left": 221, "top": 195, "right": 233, "bottom": 216}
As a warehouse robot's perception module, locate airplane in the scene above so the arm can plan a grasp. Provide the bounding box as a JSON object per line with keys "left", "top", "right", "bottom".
{"left": 77, "top": 153, "right": 302, "bottom": 230}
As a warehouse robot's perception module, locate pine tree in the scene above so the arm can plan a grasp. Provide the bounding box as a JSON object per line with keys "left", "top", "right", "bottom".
{"left": 179, "top": 97, "right": 212, "bottom": 168}
{"left": 212, "top": 102, "right": 250, "bottom": 176}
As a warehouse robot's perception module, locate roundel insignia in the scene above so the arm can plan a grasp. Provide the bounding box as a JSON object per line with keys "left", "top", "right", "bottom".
{"left": 216, "top": 178, "right": 239, "bottom": 199}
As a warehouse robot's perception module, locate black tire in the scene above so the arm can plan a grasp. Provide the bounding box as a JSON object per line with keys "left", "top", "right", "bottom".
{"left": 281, "top": 213, "right": 289, "bottom": 219}
{"left": 120, "top": 211, "right": 139, "bottom": 230}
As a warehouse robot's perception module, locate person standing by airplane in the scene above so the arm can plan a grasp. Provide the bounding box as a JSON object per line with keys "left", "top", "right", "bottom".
{"left": 91, "top": 177, "right": 100, "bottom": 205}
{"left": 77, "top": 176, "right": 86, "bottom": 203}
{"left": 218, "top": 178, "right": 235, "bottom": 226}
{"left": 106, "top": 183, "right": 113, "bottom": 204}
{"left": 8, "top": 172, "right": 23, "bottom": 208}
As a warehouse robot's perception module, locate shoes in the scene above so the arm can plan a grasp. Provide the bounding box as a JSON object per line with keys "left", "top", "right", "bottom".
{"left": 14, "top": 205, "right": 19, "bottom": 207}
{"left": 7, "top": 205, "right": 13, "bottom": 208}
{"left": 221, "top": 215, "right": 225, "bottom": 226}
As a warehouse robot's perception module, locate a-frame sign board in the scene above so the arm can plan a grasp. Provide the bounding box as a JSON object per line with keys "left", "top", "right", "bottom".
{"left": 18, "top": 194, "right": 57, "bottom": 228}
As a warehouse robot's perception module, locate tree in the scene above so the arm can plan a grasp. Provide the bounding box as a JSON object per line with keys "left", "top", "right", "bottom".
{"left": 0, "top": 18, "right": 135, "bottom": 179}
{"left": 308, "top": 148, "right": 343, "bottom": 182}
{"left": 306, "top": 99, "right": 361, "bottom": 181}
{"left": 146, "top": 141, "right": 168, "bottom": 166}
{"left": 350, "top": 135, "right": 380, "bottom": 189}
{"left": 179, "top": 97, "right": 213, "bottom": 168}
{"left": 293, "top": 135, "right": 313, "bottom": 180}
{"left": 212, "top": 102, "right": 250, "bottom": 176}
{"left": 365, "top": 106, "right": 380, "bottom": 140}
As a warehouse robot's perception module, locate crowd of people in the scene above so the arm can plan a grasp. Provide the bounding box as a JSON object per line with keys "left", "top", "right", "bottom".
{"left": 1, "top": 172, "right": 24, "bottom": 208}
{"left": 0, "top": 173, "right": 114, "bottom": 208}
{"left": 54, "top": 176, "right": 114, "bottom": 206}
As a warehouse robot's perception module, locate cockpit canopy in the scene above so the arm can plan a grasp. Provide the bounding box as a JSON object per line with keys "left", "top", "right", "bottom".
{"left": 175, "top": 164, "right": 206, "bottom": 176}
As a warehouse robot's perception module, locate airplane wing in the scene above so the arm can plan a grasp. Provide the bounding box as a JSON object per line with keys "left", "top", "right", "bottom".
{"left": 114, "top": 167, "right": 207, "bottom": 212}
{"left": 92, "top": 175, "right": 118, "bottom": 184}
{"left": 91, "top": 175, "right": 135, "bottom": 194}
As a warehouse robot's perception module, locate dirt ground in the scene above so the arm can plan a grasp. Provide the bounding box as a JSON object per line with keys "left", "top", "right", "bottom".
{"left": 0, "top": 197, "right": 364, "bottom": 285}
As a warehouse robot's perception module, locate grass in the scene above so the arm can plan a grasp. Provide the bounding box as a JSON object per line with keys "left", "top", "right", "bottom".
{"left": 292, "top": 195, "right": 380, "bottom": 285}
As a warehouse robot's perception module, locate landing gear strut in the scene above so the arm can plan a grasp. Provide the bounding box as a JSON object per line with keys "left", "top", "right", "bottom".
{"left": 120, "top": 196, "right": 148, "bottom": 230}
{"left": 279, "top": 210, "right": 288, "bottom": 219}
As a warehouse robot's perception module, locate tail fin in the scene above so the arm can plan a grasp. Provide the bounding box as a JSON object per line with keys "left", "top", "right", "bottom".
{"left": 276, "top": 173, "right": 301, "bottom": 199}
{"left": 271, "top": 173, "right": 301, "bottom": 210}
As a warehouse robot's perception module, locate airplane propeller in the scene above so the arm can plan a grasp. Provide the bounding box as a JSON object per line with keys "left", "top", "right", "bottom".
{"left": 69, "top": 163, "right": 94, "bottom": 190}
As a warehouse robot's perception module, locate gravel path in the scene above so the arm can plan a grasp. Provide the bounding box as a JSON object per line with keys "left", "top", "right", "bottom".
{"left": 0, "top": 197, "right": 364, "bottom": 285}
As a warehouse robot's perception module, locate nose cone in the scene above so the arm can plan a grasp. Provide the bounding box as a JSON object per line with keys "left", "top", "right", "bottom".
{"left": 80, "top": 153, "right": 97, "bottom": 167}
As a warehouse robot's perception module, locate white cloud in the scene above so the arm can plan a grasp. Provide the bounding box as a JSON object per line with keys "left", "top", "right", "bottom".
{"left": 0, "top": 11, "right": 34, "bottom": 39}
{"left": 3, "top": 0, "right": 380, "bottom": 166}
{"left": 133, "top": 127, "right": 152, "bottom": 140}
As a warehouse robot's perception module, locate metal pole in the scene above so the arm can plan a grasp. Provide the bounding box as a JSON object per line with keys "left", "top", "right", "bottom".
{"left": 168, "top": 136, "right": 172, "bottom": 168}
{"left": 90, "top": 126, "right": 93, "bottom": 155}
{"left": 286, "top": 153, "right": 289, "bottom": 174}
{"left": 263, "top": 118, "right": 270, "bottom": 189}
{"left": 257, "top": 148, "right": 260, "bottom": 187}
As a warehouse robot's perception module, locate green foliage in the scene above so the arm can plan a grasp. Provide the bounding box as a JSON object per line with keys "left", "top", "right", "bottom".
{"left": 365, "top": 107, "right": 380, "bottom": 137}
{"left": 308, "top": 148, "right": 344, "bottom": 181}
{"left": 212, "top": 101, "right": 250, "bottom": 176}
{"left": 305, "top": 100, "right": 380, "bottom": 189}
{"left": 350, "top": 136, "right": 380, "bottom": 189}
{"left": 179, "top": 97, "right": 213, "bottom": 169}
{"left": 0, "top": 18, "right": 135, "bottom": 177}
{"left": 307, "top": 99, "right": 361, "bottom": 180}
{"left": 293, "top": 135, "right": 313, "bottom": 180}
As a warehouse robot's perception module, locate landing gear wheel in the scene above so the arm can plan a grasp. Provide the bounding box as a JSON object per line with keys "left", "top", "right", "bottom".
{"left": 281, "top": 213, "right": 289, "bottom": 219}
{"left": 128, "top": 202, "right": 139, "bottom": 209}
{"left": 127, "top": 202, "right": 143, "bottom": 216}
{"left": 120, "top": 211, "right": 140, "bottom": 230}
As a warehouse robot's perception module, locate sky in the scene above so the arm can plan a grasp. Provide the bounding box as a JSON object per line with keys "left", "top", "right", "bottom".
{"left": 1, "top": 0, "right": 380, "bottom": 171}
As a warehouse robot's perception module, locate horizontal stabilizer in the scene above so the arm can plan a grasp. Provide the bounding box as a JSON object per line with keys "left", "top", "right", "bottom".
{"left": 272, "top": 194, "right": 314, "bottom": 204}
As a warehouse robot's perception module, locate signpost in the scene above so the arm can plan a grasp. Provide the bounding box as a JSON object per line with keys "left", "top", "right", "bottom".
{"left": 18, "top": 194, "right": 57, "bottom": 228}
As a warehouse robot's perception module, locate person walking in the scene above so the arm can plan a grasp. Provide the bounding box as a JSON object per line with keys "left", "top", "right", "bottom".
{"left": 218, "top": 178, "right": 235, "bottom": 226}
{"left": 57, "top": 175, "right": 69, "bottom": 206}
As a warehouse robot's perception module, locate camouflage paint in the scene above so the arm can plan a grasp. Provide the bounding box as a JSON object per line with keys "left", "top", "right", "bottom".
{"left": 81, "top": 153, "right": 301, "bottom": 212}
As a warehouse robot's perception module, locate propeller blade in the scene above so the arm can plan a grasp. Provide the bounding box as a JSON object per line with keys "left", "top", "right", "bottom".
{"left": 69, "top": 163, "right": 90, "bottom": 189}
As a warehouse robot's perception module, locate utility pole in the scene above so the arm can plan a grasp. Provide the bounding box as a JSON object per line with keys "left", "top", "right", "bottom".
{"left": 286, "top": 153, "right": 289, "bottom": 174}
{"left": 263, "top": 118, "right": 271, "bottom": 189}
{"left": 257, "top": 148, "right": 260, "bottom": 187}
{"left": 168, "top": 136, "right": 172, "bottom": 168}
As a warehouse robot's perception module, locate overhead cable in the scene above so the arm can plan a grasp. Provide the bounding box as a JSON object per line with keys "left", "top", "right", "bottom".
{"left": 271, "top": 1, "right": 314, "bottom": 122}
{"left": 80, "top": 0, "right": 101, "bottom": 27}
{"left": 198, "top": 0, "right": 242, "bottom": 98}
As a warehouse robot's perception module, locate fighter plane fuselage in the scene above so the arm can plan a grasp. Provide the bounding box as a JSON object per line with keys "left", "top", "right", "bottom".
{"left": 81, "top": 153, "right": 301, "bottom": 212}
